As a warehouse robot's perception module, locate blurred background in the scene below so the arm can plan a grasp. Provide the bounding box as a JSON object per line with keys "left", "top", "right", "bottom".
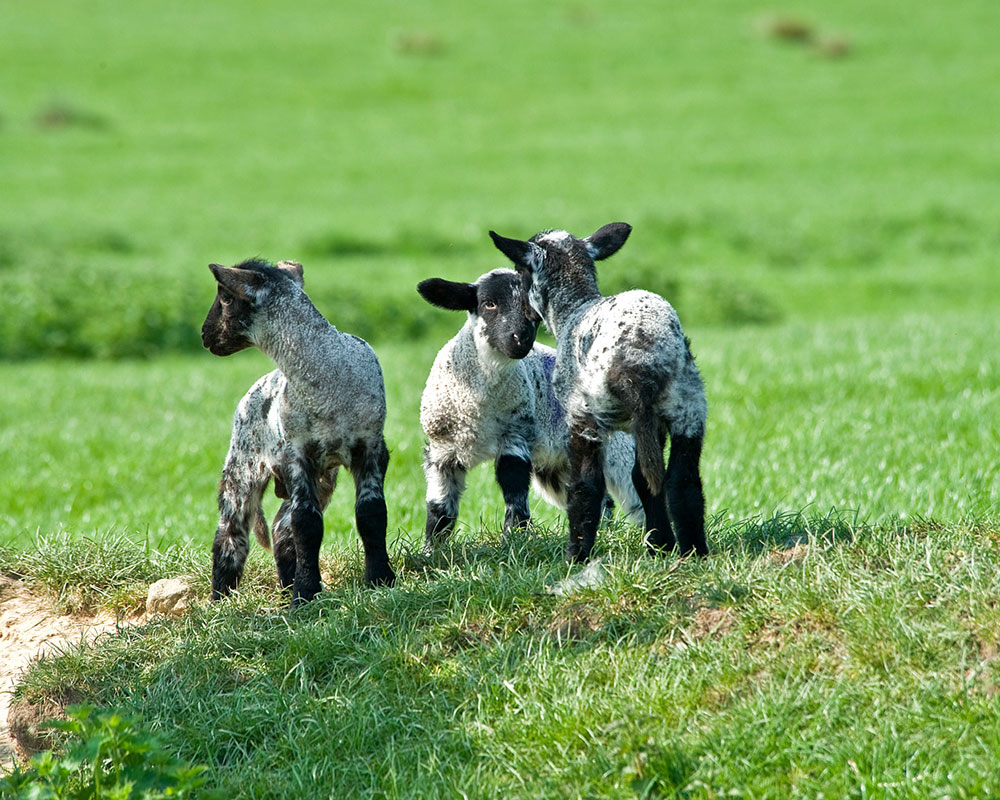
{"left": 1, "top": 0, "right": 997, "bottom": 548}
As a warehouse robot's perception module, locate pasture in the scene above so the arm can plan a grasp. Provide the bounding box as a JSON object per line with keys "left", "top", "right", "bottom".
{"left": 1, "top": 0, "right": 998, "bottom": 796}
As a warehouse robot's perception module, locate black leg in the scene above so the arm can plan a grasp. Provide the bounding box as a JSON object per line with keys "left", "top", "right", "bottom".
{"left": 211, "top": 521, "right": 249, "bottom": 600}
{"left": 666, "top": 434, "right": 708, "bottom": 556}
{"left": 211, "top": 471, "right": 265, "bottom": 600}
{"left": 601, "top": 494, "right": 616, "bottom": 521}
{"left": 422, "top": 447, "right": 465, "bottom": 553}
{"left": 566, "top": 422, "right": 606, "bottom": 563}
{"left": 630, "top": 435, "right": 676, "bottom": 555}
{"left": 351, "top": 437, "right": 396, "bottom": 587}
{"left": 495, "top": 453, "right": 532, "bottom": 532}
{"left": 289, "top": 481, "right": 324, "bottom": 605}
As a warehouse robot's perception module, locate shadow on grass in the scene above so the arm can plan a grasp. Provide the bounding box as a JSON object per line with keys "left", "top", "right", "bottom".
{"left": 711, "top": 508, "right": 866, "bottom": 556}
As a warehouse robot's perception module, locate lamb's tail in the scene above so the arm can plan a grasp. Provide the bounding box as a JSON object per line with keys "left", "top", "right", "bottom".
{"left": 253, "top": 506, "right": 271, "bottom": 550}
{"left": 608, "top": 365, "right": 665, "bottom": 496}
{"left": 632, "top": 403, "right": 665, "bottom": 496}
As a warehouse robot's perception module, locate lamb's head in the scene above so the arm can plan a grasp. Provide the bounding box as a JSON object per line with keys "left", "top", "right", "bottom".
{"left": 417, "top": 268, "right": 538, "bottom": 360}
{"left": 489, "top": 223, "right": 632, "bottom": 321}
{"left": 202, "top": 258, "right": 305, "bottom": 356}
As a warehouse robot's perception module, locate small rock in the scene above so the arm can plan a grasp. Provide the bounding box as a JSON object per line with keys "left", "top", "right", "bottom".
{"left": 145, "top": 578, "right": 195, "bottom": 616}
{"left": 547, "top": 559, "right": 609, "bottom": 597}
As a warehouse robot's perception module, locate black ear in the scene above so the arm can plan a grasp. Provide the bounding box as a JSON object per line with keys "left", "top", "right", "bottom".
{"left": 417, "top": 278, "right": 478, "bottom": 312}
{"left": 584, "top": 223, "right": 632, "bottom": 261}
{"left": 208, "top": 263, "right": 263, "bottom": 300}
{"left": 489, "top": 231, "right": 535, "bottom": 267}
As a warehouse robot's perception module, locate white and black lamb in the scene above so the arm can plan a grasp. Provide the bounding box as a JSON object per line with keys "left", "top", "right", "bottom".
{"left": 201, "top": 258, "right": 395, "bottom": 605}
{"left": 490, "top": 223, "right": 708, "bottom": 562}
{"left": 417, "top": 268, "right": 643, "bottom": 552}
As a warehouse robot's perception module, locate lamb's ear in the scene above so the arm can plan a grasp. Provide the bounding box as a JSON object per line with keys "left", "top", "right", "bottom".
{"left": 489, "top": 231, "right": 536, "bottom": 268}
{"left": 584, "top": 222, "right": 632, "bottom": 261}
{"left": 276, "top": 260, "right": 304, "bottom": 286}
{"left": 417, "top": 278, "right": 478, "bottom": 312}
{"left": 208, "top": 263, "right": 264, "bottom": 300}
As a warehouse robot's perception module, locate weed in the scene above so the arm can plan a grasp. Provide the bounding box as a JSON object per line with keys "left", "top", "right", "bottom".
{"left": 1, "top": 705, "right": 217, "bottom": 799}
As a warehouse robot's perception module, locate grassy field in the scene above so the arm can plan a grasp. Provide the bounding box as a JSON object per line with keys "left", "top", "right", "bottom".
{"left": 2, "top": 0, "right": 999, "bottom": 796}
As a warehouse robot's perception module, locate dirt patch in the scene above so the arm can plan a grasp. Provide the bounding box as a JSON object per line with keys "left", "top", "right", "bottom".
{"left": 965, "top": 638, "right": 1000, "bottom": 696}
{"left": 767, "top": 542, "right": 809, "bottom": 566}
{"left": 688, "top": 606, "right": 738, "bottom": 639}
{"left": 547, "top": 604, "right": 602, "bottom": 645}
{"left": 0, "top": 575, "right": 137, "bottom": 768}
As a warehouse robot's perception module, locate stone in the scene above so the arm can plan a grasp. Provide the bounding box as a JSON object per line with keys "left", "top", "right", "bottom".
{"left": 146, "top": 578, "right": 195, "bottom": 616}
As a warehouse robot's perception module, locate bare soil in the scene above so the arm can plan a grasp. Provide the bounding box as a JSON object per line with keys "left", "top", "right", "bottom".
{"left": 0, "top": 575, "right": 134, "bottom": 769}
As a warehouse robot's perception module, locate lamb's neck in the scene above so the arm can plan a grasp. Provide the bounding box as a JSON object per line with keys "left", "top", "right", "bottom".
{"left": 255, "top": 297, "right": 341, "bottom": 398}
{"left": 543, "top": 282, "right": 601, "bottom": 343}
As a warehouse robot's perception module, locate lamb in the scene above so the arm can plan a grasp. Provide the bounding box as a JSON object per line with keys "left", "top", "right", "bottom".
{"left": 417, "top": 268, "right": 643, "bottom": 552}
{"left": 201, "top": 258, "right": 395, "bottom": 605}
{"left": 490, "top": 223, "right": 708, "bottom": 562}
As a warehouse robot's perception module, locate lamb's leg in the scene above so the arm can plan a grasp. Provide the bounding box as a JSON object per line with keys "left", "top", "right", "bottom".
{"left": 211, "top": 465, "right": 267, "bottom": 600}
{"left": 566, "top": 418, "right": 607, "bottom": 563}
{"left": 272, "top": 499, "right": 296, "bottom": 592}
{"left": 350, "top": 437, "right": 396, "bottom": 587}
{"left": 283, "top": 461, "right": 325, "bottom": 605}
{"left": 273, "top": 468, "right": 337, "bottom": 594}
{"left": 495, "top": 441, "right": 532, "bottom": 533}
{"left": 665, "top": 434, "right": 708, "bottom": 556}
{"left": 423, "top": 446, "right": 466, "bottom": 553}
{"left": 631, "top": 431, "right": 676, "bottom": 555}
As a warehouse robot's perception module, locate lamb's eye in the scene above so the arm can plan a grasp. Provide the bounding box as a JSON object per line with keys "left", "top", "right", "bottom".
{"left": 219, "top": 292, "right": 233, "bottom": 306}
{"left": 482, "top": 300, "right": 497, "bottom": 311}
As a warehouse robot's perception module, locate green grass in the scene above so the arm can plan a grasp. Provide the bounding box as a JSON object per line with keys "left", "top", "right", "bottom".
{"left": 10, "top": 517, "right": 1000, "bottom": 798}
{"left": 2, "top": 0, "right": 999, "bottom": 796}
{"left": 1, "top": 0, "right": 998, "bottom": 357}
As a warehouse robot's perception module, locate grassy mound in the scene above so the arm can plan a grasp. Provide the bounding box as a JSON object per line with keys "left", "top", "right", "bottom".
{"left": 8, "top": 515, "right": 1000, "bottom": 797}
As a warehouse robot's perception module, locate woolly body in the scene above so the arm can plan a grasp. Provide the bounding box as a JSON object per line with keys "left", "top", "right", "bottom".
{"left": 551, "top": 289, "right": 706, "bottom": 442}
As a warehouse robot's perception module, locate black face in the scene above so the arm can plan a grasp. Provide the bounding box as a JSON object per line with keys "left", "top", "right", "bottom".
{"left": 201, "top": 266, "right": 256, "bottom": 356}
{"left": 514, "top": 264, "right": 543, "bottom": 325}
{"left": 476, "top": 271, "right": 538, "bottom": 359}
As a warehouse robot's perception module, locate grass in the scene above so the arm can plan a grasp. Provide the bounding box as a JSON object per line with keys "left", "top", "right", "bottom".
{"left": 2, "top": 0, "right": 999, "bottom": 795}
{"left": 9, "top": 516, "right": 1000, "bottom": 797}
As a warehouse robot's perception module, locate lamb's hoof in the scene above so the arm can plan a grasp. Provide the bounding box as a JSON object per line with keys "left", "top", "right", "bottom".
{"left": 566, "top": 540, "right": 593, "bottom": 564}
{"left": 291, "top": 580, "right": 323, "bottom": 607}
{"left": 645, "top": 530, "right": 677, "bottom": 557}
{"left": 366, "top": 565, "right": 396, "bottom": 588}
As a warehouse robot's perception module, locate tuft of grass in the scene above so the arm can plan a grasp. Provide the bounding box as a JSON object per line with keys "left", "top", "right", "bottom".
{"left": 390, "top": 30, "right": 447, "bottom": 57}
{"left": 756, "top": 14, "right": 817, "bottom": 43}
{"left": 0, "top": 531, "right": 207, "bottom": 614}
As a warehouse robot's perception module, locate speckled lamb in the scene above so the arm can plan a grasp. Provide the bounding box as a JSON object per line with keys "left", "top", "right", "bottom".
{"left": 201, "top": 258, "right": 395, "bottom": 605}
{"left": 417, "top": 268, "right": 643, "bottom": 552}
{"left": 490, "top": 223, "right": 708, "bottom": 562}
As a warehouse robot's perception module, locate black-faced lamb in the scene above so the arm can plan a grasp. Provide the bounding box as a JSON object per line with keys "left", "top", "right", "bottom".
{"left": 201, "top": 258, "right": 395, "bottom": 605}
{"left": 490, "top": 224, "right": 708, "bottom": 562}
{"left": 417, "top": 268, "right": 643, "bottom": 553}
